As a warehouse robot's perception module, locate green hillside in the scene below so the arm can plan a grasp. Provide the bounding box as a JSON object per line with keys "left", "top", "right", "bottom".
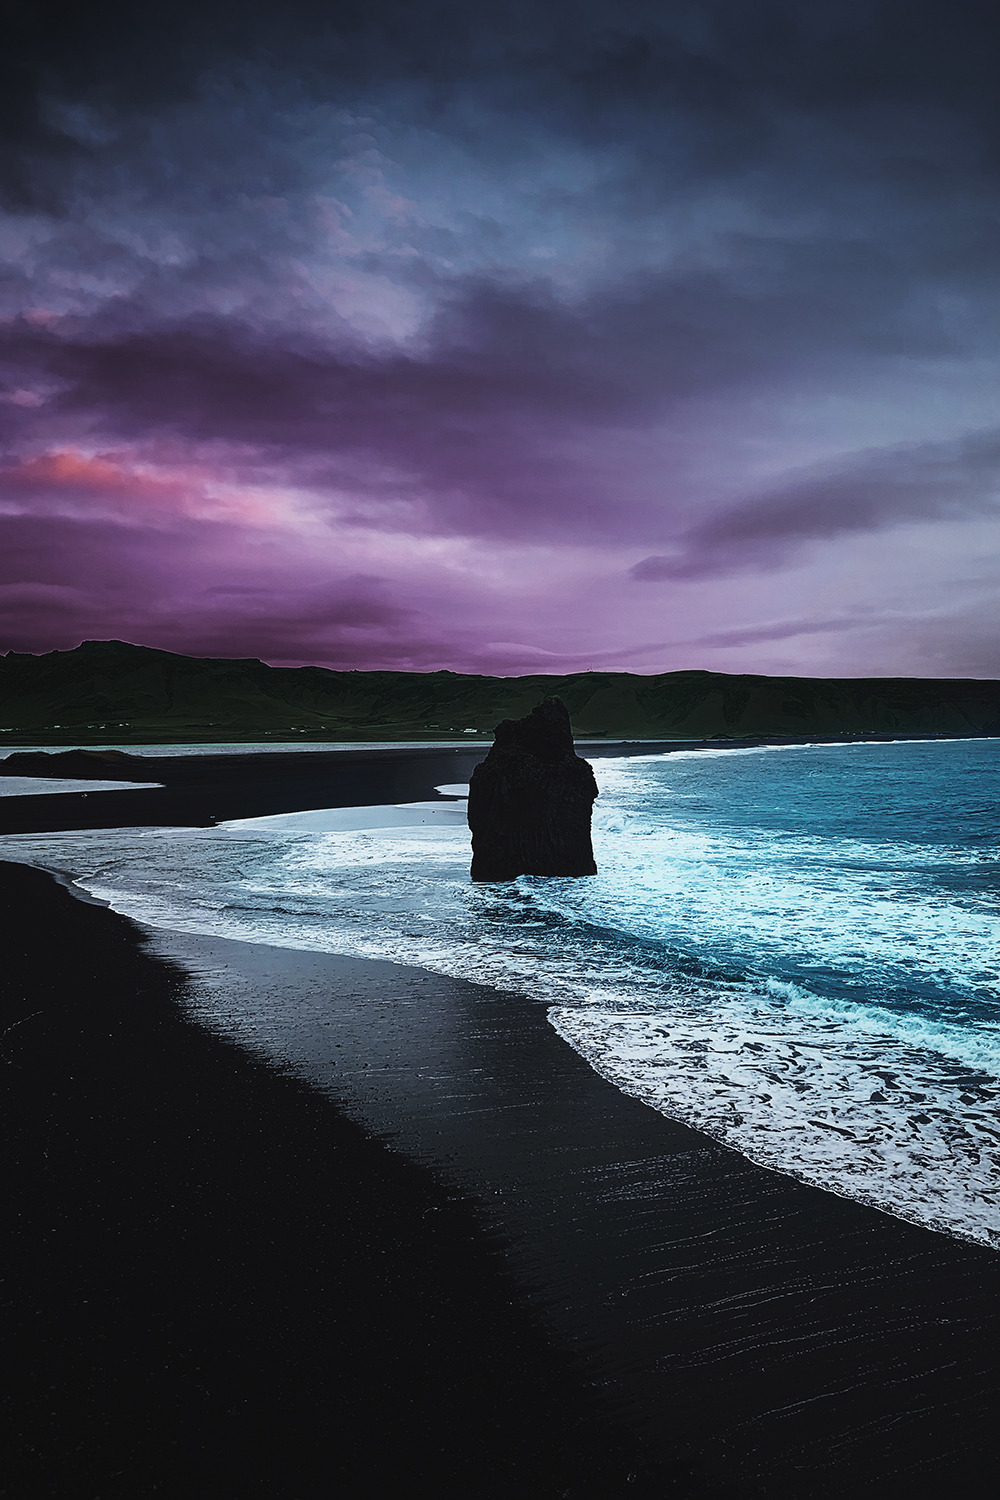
{"left": 2, "top": 639, "right": 1000, "bottom": 744}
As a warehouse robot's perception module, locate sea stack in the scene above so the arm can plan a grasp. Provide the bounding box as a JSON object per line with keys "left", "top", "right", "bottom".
{"left": 468, "top": 697, "right": 598, "bottom": 881}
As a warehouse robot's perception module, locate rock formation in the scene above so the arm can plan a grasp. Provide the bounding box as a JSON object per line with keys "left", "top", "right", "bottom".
{"left": 468, "top": 697, "right": 598, "bottom": 881}
{"left": 2, "top": 749, "right": 141, "bottom": 777}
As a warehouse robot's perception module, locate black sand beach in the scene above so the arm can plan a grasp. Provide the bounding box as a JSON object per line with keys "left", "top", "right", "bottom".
{"left": 143, "top": 929, "right": 1000, "bottom": 1499}
{"left": 0, "top": 862, "right": 700, "bottom": 1499}
{"left": 2, "top": 749, "right": 999, "bottom": 1497}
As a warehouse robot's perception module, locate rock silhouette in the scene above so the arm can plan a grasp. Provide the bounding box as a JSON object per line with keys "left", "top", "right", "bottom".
{"left": 468, "top": 698, "right": 598, "bottom": 881}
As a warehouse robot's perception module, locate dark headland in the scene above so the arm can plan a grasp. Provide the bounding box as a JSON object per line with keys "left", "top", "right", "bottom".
{"left": 3, "top": 637, "right": 1000, "bottom": 744}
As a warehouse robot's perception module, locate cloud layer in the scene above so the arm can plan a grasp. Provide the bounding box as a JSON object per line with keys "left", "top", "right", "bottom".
{"left": 3, "top": 0, "right": 1000, "bottom": 675}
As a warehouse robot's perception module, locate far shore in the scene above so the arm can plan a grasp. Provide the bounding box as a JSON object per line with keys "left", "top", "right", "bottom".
{"left": 3, "top": 725, "right": 998, "bottom": 754}
{"left": 1, "top": 727, "right": 996, "bottom": 836}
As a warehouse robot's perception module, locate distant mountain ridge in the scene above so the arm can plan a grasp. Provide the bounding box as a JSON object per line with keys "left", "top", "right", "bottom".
{"left": 2, "top": 639, "right": 1000, "bottom": 744}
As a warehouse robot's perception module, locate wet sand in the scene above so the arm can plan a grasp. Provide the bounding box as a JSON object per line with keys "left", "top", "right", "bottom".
{"left": 149, "top": 927, "right": 1000, "bottom": 1499}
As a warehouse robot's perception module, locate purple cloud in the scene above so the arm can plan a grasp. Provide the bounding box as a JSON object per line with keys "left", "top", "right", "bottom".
{"left": 693, "top": 617, "right": 868, "bottom": 649}
{"left": 631, "top": 431, "right": 1000, "bottom": 581}
{"left": 3, "top": 0, "right": 1000, "bottom": 676}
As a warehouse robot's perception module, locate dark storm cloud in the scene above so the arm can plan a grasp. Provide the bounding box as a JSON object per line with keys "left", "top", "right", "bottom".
{"left": 7, "top": 1, "right": 1000, "bottom": 239}
{"left": 7, "top": 1, "right": 1000, "bottom": 371}
{"left": 9, "top": 2, "right": 1000, "bottom": 131}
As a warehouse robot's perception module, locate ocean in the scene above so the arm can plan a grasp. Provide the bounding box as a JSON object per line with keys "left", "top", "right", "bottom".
{"left": 4, "top": 737, "right": 999, "bottom": 1249}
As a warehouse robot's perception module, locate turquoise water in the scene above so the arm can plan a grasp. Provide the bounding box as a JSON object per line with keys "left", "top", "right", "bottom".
{"left": 562, "top": 740, "right": 1000, "bottom": 1028}
{"left": 547, "top": 742, "right": 1000, "bottom": 1248}
{"left": 4, "top": 738, "right": 999, "bottom": 1246}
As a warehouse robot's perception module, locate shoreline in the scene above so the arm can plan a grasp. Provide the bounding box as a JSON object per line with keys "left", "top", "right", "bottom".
{"left": 2, "top": 729, "right": 997, "bottom": 836}
{"left": 3, "top": 742, "right": 1000, "bottom": 1494}
{"left": 3, "top": 725, "right": 998, "bottom": 752}
{"left": 3, "top": 857, "right": 1000, "bottom": 1496}
{"left": 145, "top": 922, "right": 1000, "bottom": 1498}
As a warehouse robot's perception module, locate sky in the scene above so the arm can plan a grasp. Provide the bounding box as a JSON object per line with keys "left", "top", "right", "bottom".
{"left": 2, "top": 0, "right": 1000, "bottom": 679}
